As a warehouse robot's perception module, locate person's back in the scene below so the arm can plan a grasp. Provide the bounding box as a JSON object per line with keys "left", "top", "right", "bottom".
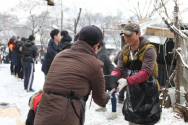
{"left": 34, "top": 25, "right": 110, "bottom": 125}
{"left": 22, "top": 40, "right": 37, "bottom": 63}
{"left": 22, "top": 35, "right": 38, "bottom": 92}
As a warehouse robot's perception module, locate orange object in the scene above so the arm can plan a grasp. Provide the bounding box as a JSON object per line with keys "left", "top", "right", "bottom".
{"left": 9, "top": 44, "right": 13, "bottom": 51}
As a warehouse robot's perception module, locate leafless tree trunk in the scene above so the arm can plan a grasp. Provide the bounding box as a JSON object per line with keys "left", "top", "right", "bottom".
{"left": 173, "top": 1, "right": 181, "bottom": 104}
{"left": 74, "top": 8, "right": 82, "bottom": 40}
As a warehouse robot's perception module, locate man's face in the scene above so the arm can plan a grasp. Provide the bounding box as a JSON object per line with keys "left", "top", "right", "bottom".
{"left": 123, "top": 32, "right": 141, "bottom": 47}
{"left": 55, "top": 32, "right": 61, "bottom": 42}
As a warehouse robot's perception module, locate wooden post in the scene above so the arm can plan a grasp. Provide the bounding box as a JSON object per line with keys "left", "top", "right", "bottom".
{"left": 174, "top": 5, "right": 181, "bottom": 104}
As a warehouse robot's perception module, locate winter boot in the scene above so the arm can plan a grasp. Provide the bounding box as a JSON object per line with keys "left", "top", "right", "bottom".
{"left": 95, "top": 107, "right": 107, "bottom": 112}
{"left": 107, "top": 112, "right": 117, "bottom": 120}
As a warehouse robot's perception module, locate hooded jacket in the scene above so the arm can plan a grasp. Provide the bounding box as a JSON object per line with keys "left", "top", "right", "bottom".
{"left": 26, "top": 90, "right": 43, "bottom": 125}
{"left": 22, "top": 40, "right": 38, "bottom": 63}
{"left": 97, "top": 46, "right": 115, "bottom": 75}
{"left": 59, "top": 34, "right": 72, "bottom": 50}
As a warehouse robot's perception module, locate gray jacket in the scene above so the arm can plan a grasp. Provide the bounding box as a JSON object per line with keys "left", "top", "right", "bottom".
{"left": 97, "top": 46, "right": 115, "bottom": 75}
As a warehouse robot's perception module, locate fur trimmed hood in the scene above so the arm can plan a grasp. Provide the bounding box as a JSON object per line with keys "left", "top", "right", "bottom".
{"left": 29, "top": 89, "right": 43, "bottom": 110}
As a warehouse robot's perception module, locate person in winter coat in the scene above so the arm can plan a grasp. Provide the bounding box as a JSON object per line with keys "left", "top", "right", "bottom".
{"left": 12, "top": 41, "right": 18, "bottom": 77}
{"left": 15, "top": 37, "right": 25, "bottom": 79}
{"left": 41, "top": 29, "right": 62, "bottom": 76}
{"left": 8, "top": 38, "right": 15, "bottom": 75}
{"left": 34, "top": 25, "right": 111, "bottom": 125}
{"left": 60, "top": 30, "right": 72, "bottom": 50}
{"left": 22, "top": 35, "right": 38, "bottom": 92}
{"left": 26, "top": 89, "right": 43, "bottom": 125}
{"left": 95, "top": 41, "right": 117, "bottom": 120}
{"left": 111, "top": 23, "right": 160, "bottom": 125}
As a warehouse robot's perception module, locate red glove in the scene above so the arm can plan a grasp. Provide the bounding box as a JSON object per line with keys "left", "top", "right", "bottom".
{"left": 111, "top": 69, "right": 123, "bottom": 79}
{"left": 126, "top": 69, "right": 150, "bottom": 86}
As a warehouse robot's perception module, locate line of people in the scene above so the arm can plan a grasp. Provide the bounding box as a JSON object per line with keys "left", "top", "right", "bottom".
{"left": 8, "top": 35, "right": 38, "bottom": 92}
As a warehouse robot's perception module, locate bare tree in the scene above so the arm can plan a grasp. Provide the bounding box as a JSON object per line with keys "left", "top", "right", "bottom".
{"left": 119, "top": 0, "right": 168, "bottom": 21}
{"left": 39, "top": 28, "right": 50, "bottom": 49}
{"left": 13, "top": 27, "right": 31, "bottom": 38}
{"left": 74, "top": 8, "right": 82, "bottom": 39}
{"left": 15, "top": 0, "right": 50, "bottom": 35}
{"left": 25, "top": 10, "right": 50, "bottom": 35}
{"left": 0, "top": 12, "right": 18, "bottom": 43}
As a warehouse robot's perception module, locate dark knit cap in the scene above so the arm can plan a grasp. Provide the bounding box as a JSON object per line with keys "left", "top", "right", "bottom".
{"left": 78, "top": 25, "right": 103, "bottom": 45}
{"left": 61, "top": 30, "right": 68, "bottom": 36}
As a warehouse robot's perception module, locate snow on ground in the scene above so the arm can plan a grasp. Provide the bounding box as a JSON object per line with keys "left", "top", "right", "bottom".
{"left": 0, "top": 63, "right": 187, "bottom": 125}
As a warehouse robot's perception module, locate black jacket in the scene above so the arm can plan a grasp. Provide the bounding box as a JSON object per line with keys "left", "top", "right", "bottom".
{"left": 97, "top": 46, "right": 115, "bottom": 75}
{"left": 59, "top": 34, "right": 72, "bottom": 50}
{"left": 15, "top": 41, "right": 24, "bottom": 61}
{"left": 22, "top": 40, "right": 38, "bottom": 63}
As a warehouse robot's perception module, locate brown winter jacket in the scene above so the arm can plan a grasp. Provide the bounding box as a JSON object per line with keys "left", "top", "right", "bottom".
{"left": 34, "top": 40, "right": 107, "bottom": 125}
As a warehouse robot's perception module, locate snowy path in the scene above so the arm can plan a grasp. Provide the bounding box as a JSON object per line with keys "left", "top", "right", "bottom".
{"left": 0, "top": 64, "right": 187, "bottom": 125}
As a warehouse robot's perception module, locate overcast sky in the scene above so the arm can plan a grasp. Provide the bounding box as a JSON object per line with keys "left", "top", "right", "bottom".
{"left": 0, "top": 0, "right": 188, "bottom": 22}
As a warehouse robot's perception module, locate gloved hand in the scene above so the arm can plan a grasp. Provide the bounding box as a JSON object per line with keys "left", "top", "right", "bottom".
{"left": 117, "top": 78, "right": 128, "bottom": 92}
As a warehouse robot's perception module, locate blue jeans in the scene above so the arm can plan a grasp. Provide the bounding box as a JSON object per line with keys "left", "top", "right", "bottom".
{"left": 102, "top": 93, "right": 116, "bottom": 112}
